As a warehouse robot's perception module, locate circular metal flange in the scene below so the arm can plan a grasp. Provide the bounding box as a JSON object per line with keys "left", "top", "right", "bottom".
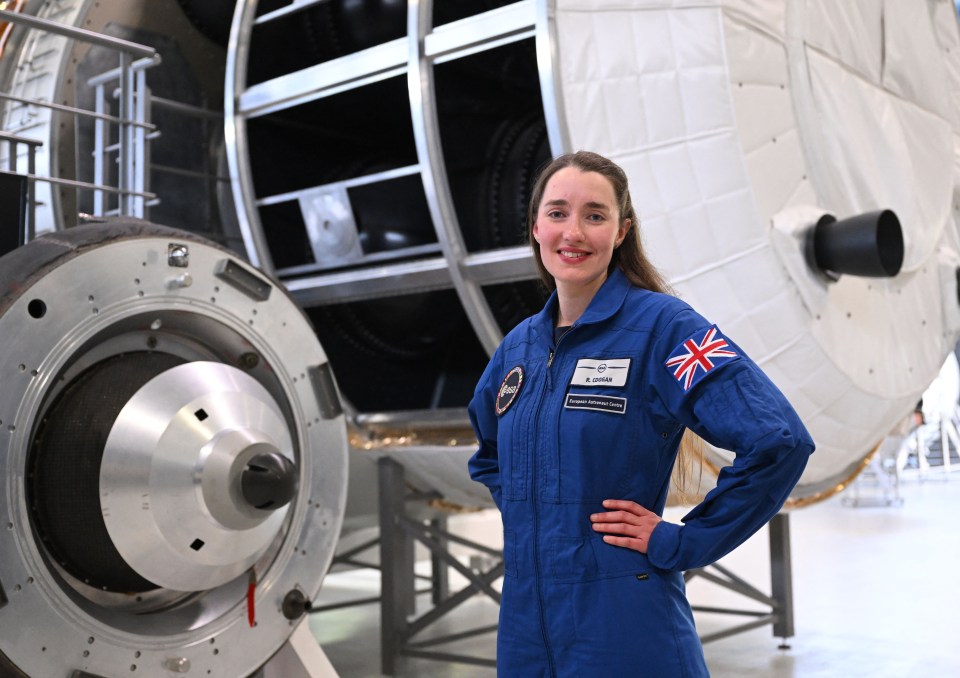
{"left": 0, "top": 220, "right": 348, "bottom": 678}
{"left": 101, "top": 361, "right": 295, "bottom": 591}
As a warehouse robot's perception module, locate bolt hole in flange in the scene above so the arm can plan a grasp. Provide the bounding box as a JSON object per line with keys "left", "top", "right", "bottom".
{"left": 27, "top": 299, "right": 46, "bottom": 318}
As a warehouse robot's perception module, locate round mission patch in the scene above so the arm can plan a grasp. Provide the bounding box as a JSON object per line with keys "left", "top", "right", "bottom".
{"left": 495, "top": 366, "right": 524, "bottom": 416}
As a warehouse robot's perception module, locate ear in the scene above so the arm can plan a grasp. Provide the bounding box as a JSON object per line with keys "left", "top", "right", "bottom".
{"left": 532, "top": 221, "right": 540, "bottom": 242}
{"left": 616, "top": 218, "right": 631, "bottom": 247}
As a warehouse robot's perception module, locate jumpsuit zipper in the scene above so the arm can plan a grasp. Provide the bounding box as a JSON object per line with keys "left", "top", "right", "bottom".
{"left": 531, "top": 327, "right": 573, "bottom": 677}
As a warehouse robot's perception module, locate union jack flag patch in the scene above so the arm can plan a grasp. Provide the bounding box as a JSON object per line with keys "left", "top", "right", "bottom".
{"left": 664, "top": 325, "right": 739, "bottom": 393}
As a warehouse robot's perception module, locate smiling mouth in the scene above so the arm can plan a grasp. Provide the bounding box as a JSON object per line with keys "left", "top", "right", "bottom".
{"left": 559, "top": 251, "right": 588, "bottom": 259}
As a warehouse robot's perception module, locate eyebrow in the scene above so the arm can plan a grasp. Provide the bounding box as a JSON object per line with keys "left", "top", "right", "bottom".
{"left": 544, "top": 199, "right": 611, "bottom": 211}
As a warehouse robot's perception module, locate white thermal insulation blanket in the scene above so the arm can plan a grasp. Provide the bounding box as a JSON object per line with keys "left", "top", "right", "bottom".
{"left": 552, "top": 0, "right": 960, "bottom": 498}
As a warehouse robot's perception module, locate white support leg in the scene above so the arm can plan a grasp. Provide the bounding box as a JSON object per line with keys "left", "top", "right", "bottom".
{"left": 258, "top": 620, "right": 339, "bottom": 678}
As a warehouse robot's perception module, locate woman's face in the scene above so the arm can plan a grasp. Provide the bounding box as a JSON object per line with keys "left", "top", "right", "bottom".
{"left": 533, "top": 167, "right": 629, "bottom": 299}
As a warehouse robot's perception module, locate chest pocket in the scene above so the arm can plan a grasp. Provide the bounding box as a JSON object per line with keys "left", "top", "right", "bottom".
{"left": 495, "top": 360, "right": 543, "bottom": 501}
{"left": 551, "top": 355, "right": 643, "bottom": 503}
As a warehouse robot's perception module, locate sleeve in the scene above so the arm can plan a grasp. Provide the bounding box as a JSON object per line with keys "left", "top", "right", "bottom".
{"left": 467, "top": 350, "right": 505, "bottom": 510}
{"left": 646, "top": 308, "right": 815, "bottom": 572}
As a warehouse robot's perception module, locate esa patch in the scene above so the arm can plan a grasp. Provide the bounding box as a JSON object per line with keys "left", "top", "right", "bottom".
{"left": 495, "top": 366, "right": 524, "bottom": 416}
{"left": 664, "top": 325, "right": 739, "bottom": 392}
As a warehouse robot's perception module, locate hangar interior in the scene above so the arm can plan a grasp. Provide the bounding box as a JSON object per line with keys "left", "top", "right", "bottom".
{"left": 309, "top": 472, "right": 960, "bottom": 677}
{"left": 0, "top": 0, "right": 959, "bottom": 676}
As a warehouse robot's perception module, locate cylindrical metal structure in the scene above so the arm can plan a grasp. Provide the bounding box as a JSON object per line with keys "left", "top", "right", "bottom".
{"left": 2, "top": 0, "right": 960, "bottom": 522}
{"left": 223, "top": 0, "right": 960, "bottom": 506}
{"left": 225, "top": 0, "right": 554, "bottom": 419}
{"left": 0, "top": 220, "right": 347, "bottom": 677}
{"left": 0, "top": 4, "right": 959, "bottom": 673}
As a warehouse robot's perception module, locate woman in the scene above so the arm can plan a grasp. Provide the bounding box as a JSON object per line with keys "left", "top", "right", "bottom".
{"left": 467, "top": 151, "right": 814, "bottom": 677}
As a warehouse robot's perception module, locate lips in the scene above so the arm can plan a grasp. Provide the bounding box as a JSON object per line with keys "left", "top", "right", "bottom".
{"left": 558, "top": 249, "right": 590, "bottom": 260}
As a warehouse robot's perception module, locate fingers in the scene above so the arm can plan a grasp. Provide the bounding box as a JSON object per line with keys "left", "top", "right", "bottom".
{"left": 589, "top": 503, "right": 654, "bottom": 525}
{"left": 599, "top": 534, "right": 648, "bottom": 553}
{"left": 588, "top": 499, "right": 662, "bottom": 555}
{"left": 593, "top": 525, "right": 652, "bottom": 554}
{"left": 589, "top": 510, "right": 632, "bottom": 524}
{"left": 590, "top": 516, "right": 658, "bottom": 537}
{"left": 591, "top": 520, "right": 642, "bottom": 537}
{"left": 600, "top": 499, "right": 654, "bottom": 515}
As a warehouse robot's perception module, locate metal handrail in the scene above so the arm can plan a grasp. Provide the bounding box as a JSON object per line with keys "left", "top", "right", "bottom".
{"left": 26, "top": 173, "right": 155, "bottom": 199}
{"left": 0, "top": 8, "right": 156, "bottom": 59}
{"left": 0, "top": 91, "right": 157, "bottom": 130}
{"left": 0, "top": 130, "right": 40, "bottom": 241}
{"left": 0, "top": 130, "right": 41, "bottom": 149}
{"left": 0, "top": 6, "right": 160, "bottom": 231}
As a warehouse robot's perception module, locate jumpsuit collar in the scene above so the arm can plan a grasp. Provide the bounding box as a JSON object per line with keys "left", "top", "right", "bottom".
{"left": 534, "top": 268, "right": 632, "bottom": 345}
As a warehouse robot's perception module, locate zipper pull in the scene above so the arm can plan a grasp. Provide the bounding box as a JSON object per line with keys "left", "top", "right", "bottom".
{"left": 548, "top": 351, "right": 554, "bottom": 367}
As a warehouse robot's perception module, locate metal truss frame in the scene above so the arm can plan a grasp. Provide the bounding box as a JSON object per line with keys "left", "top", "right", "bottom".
{"left": 378, "top": 457, "right": 502, "bottom": 674}
{"left": 225, "top": 0, "right": 560, "bottom": 340}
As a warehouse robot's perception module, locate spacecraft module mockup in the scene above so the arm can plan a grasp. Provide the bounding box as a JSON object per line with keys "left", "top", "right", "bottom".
{"left": 1, "top": 1, "right": 960, "bottom": 676}
{"left": 0, "top": 223, "right": 346, "bottom": 677}
{"left": 225, "top": 0, "right": 960, "bottom": 501}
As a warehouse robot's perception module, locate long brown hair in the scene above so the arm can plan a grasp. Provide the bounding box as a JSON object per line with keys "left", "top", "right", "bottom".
{"left": 528, "top": 150, "right": 703, "bottom": 499}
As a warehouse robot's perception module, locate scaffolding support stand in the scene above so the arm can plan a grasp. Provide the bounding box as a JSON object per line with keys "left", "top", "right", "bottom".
{"left": 769, "top": 513, "right": 794, "bottom": 645}
{"left": 377, "top": 457, "right": 502, "bottom": 675}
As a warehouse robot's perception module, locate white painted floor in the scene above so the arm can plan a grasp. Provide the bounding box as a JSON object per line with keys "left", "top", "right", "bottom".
{"left": 309, "top": 468, "right": 960, "bottom": 677}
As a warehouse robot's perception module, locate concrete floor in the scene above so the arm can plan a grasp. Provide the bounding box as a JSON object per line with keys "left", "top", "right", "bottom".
{"left": 308, "top": 468, "right": 960, "bottom": 677}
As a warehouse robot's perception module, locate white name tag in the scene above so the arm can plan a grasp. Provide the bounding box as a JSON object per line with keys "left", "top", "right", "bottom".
{"left": 570, "top": 358, "right": 631, "bottom": 387}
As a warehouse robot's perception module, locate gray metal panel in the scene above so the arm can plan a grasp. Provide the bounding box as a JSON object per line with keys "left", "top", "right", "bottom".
{"left": 285, "top": 256, "right": 454, "bottom": 306}
{"left": 256, "top": 164, "right": 422, "bottom": 208}
{"left": 426, "top": 1, "right": 536, "bottom": 63}
{"left": 239, "top": 39, "right": 407, "bottom": 118}
{"left": 284, "top": 247, "right": 538, "bottom": 306}
{"left": 462, "top": 246, "right": 539, "bottom": 285}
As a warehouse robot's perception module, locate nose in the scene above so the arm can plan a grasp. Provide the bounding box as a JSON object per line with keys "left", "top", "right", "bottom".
{"left": 564, "top": 218, "right": 585, "bottom": 242}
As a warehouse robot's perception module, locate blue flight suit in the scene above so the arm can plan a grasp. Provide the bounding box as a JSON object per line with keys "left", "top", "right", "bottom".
{"left": 468, "top": 268, "right": 814, "bottom": 677}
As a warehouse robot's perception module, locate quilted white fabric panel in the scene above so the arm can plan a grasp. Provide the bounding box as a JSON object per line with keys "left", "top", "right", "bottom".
{"left": 932, "top": 0, "right": 960, "bottom": 129}
{"left": 881, "top": 0, "right": 952, "bottom": 120}
{"left": 801, "top": 0, "right": 883, "bottom": 84}
{"left": 802, "top": 40, "right": 952, "bottom": 272}
{"left": 551, "top": 0, "right": 960, "bottom": 496}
